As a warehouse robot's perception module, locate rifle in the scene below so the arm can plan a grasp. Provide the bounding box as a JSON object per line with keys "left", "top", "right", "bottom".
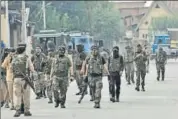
{"left": 78, "top": 76, "right": 88, "bottom": 104}
{"left": 16, "top": 67, "right": 37, "bottom": 95}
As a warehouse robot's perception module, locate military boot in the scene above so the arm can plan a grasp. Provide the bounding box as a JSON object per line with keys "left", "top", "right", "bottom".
{"left": 162, "top": 75, "right": 164, "bottom": 81}
{"left": 5, "top": 103, "right": 9, "bottom": 108}
{"left": 1, "top": 101, "right": 4, "bottom": 107}
{"left": 14, "top": 110, "right": 21, "bottom": 117}
{"left": 76, "top": 90, "right": 82, "bottom": 95}
{"left": 48, "top": 98, "right": 53, "bottom": 104}
{"left": 157, "top": 77, "right": 160, "bottom": 81}
{"left": 94, "top": 103, "right": 100, "bottom": 108}
{"left": 90, "top": 96, "right": 94, "bottom": 101}
{"left": 141, "top": 86, "right": 145, "bottom": 92}
{"left": 110, "top": 97, "right": 115, "bottom": 103}
{"left": 54, "top": 100, "right": 60, "bottom": 108}
{"left": 60, "top": 103, "right": 66, "bottom": 108}
{"left": 36, "top": 93, "right": 41, "bottom": 99}
{"left": 24, "top": 110, "right": 32, "bottom": 116}
{"left": 135, "top": 87, "right": 140, "bottom": 91}
{"left": 116, "top": 93, "right": 120, "bottom": 102}
{"left": 43, "top": 90, "right": 47, "bottom": 98}
{"left": 10, "top": 106, "right": 15, "bottom": 110}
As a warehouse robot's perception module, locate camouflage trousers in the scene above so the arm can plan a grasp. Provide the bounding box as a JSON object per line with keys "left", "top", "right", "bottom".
{"left": 136, "top": 68, "right": 146, "bottom": 88}
{"left": 156, "top": 63, "right": 165, "bottom": 80}
{"left": 45, "top": 74, "right": 52, "bottom": 99}
{"left": 13, "top": 78, "right": 30, "bottom": 112}
{"left": 125, "top": 62, "right": 135, "bottom": 84}
{"left": 34, "top": 73, "right": 45, "bottom": 94}
{"left": 52, "top": 76, "right": 68, "bottom": 105}
{"left": 88, "top": 76, "right": 103, "bottom": 104}
{"left": 75, "top": 70, "right": 83, "bottom": 92}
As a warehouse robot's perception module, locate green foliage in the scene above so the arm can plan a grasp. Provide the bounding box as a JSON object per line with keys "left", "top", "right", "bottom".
{"left": 27, "top": 1, "right": 125, "bottom": 41}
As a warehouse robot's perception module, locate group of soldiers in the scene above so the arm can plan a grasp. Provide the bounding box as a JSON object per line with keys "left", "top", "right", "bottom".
{"left": 0, "top": 41, "right": 167, "bottom": 117}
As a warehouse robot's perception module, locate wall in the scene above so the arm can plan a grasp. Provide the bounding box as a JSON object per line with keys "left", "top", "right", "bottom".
{"left": 1, "top": 14, "right": 8, "bottom": 46}
{"left": 138, "top": 4, "right": 172, "bottom": 40}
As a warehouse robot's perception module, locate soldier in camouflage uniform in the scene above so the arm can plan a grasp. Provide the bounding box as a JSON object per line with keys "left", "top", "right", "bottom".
{"left": 50, "top": 46, "right": 74, "bottom": 108}
{"left": 31, "top": 46, "right": 46, "bottom": 99}
{"left": 134, "top": 44, "right": 148, "bottom": 92}
{"left": 74, "top": 44, "right": 87, "bottom": 95}
{"left": 124, "top": 46, "right": 135, "bottom": 85}
{"left": 155, "top": 47, "right": 167, "bottom": 81}
{"left": 108, "top": 46, "right": 124, "bottom": 102}
{"left": 44, "top": 48, "right": 55, "bottom": 103}
{"left": 81, "top": 45, "right": 109, "bottom": 108}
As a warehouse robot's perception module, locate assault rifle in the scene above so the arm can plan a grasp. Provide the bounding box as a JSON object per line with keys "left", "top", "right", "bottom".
{"left": 78, "top": 76, "right": 88, "bottom": 104}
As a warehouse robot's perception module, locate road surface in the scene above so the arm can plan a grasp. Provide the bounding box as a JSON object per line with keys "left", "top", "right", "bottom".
{"left": 2, "top": 60, "right": 178, "bottom": 119}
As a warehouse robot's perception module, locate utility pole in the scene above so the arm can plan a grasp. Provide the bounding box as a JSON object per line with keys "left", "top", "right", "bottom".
{"left": 42, "top": 1, "right": 46, "bottom": 30}
{"left": 21, "top": 1, "right": 27, "bottom": 43}
{"left": 0, "top": 0, "right": 2, "bottom": 119}
{"left": 5, "top": 1, "right": 10, "bottom": 47}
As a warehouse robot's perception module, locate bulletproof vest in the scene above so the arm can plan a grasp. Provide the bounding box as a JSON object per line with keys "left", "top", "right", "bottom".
{"left": 53, "top": 56, "right": 69, "bottom": 77}
{"left": 12, "top": 54, "right": 27, "bottom": 76}
{"left": 88, "top": 56, "right": 103, "bottom": 75}
{"left": 157, "top": 52, "right": 165, "bottom": 63}
{"left": 109, "top": 56, "right": 121, "bottom": 72}
{"left": 33, "top": 54, "right": 44, "bottom": 72}
{"left": 124, "top": 51, "right": 134, "bottom": 63}
{"left": 134, "top": 52, "right": 146, "bottom": 67}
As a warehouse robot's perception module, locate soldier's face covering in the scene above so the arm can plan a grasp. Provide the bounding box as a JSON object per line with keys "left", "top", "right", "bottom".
{"left": 92, "top": 49, "right": 98, "bottom": 56}
{"left": 16, "top": 47, "right": 26, "bottom": 54}
{"left": 113, "top": 49, "right": 119, "bottom": 58}
{"left": 58, "top": 48, "right": 65, "bottom": 57}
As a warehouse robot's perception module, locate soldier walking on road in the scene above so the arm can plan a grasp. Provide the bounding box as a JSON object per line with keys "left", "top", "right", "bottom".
{"left": 108, "top": 46, "right": 124, "bottom": 102}
{"left": 124, "top": 46, "right": 135, "bottom": 85}
{"left": 50, "top": 46, "right": 74, "bottom": 108}
{"left": 74, "top": 44, "right": 87, "bottom": 95}
{"left": 81, "top": 45, "right": 109, "bottom": 108}
{"left": 155, "top": 47, "right": 167, "bottom": 81}
{"left": 31, "top": 46, "right": 46, "bottom": 99}
{"left": 134, "top": 44, "right": 148, "bottom": 92}
{"left": 11, "top": 43, "right": 36, "bottom": 117}
{"left": 44, "top": 48, "right": 55, "bottom": 103}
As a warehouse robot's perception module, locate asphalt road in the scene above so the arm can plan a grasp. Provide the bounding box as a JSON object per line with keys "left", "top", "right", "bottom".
{"left": 1, "top": 60, "right": 178, "bottom": 119}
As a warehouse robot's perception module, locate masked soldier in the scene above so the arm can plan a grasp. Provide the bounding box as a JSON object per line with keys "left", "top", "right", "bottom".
{"left": 31, "top": 46, "right": 46, "bottom": 99}
{"left": 155, "top": 47, "right": 167, "bottom": 81}
{"left": 74, "top": 44, "right": 87, "bottom": 95}
{"left": 134, "top": 44, "right": 148, "bottom": 92}
{"left": 51, "top": 46, "right": 74, "bottom": 108}
{"left": 124, "top": 46, "right": 135, "bottom": 85}
{"left": 108, "top": 46, "right": 124, "bottom": 102}
{"left": 81, "top": 45, "right": 109, "bottom": 108}
{"left": 44, "top": 48, "right": 55, "bottom": 103}
{"left": 11, "top": 43, "right": 35, "bottom": 117}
